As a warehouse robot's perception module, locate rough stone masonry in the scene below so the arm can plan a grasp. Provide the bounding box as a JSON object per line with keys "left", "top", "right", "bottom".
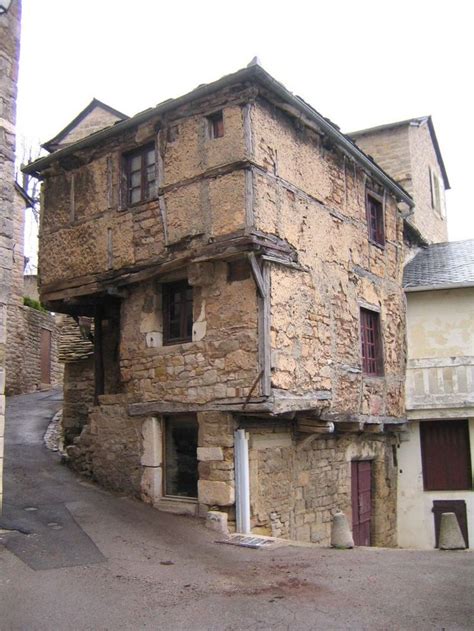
{"left": 24, "top": 64, "right": 411, "bottom": 545}
{"left": 0, "top": 0, "right": 21, "bottom": 512}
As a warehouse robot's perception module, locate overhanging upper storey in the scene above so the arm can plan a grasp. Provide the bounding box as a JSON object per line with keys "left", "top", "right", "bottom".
{"left": 24, "top": 64, "right": 413, "bottom": 208}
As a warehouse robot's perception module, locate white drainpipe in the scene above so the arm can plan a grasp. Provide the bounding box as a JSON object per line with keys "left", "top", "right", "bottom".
{"left": 234, "top": 429, "right": 251, "bottom": 534}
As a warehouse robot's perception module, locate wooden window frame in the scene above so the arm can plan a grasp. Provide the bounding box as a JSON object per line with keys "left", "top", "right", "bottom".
{"left": 162, "top": 280, "right": 193, "bottom": 346}
{"left": 360, "top": 308, "right": 383, "bottom": 376}
{"left": 420, "top": 420, "right": 472, "bottom": 491}
{"left": 207, "top": 111, "right": 224, "bottom": 139}
{"left": 366, "top": 190, "right": 385, "bottom": 247}
{"left": 123, "top": 143, "right": 157, "bottom": 206}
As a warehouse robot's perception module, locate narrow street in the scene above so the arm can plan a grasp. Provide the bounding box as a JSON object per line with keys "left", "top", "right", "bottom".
{"left": 0, "top": 392, "right": 472, "bottom": 631}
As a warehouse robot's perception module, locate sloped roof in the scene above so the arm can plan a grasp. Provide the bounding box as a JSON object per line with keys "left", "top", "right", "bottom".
{"left": 349, "top": 116, "right": 450, "bottom": 190}
{"left": 404, "top": 239, "right": 474, "bottom": 291}
{"left": 42, "top": 98, "right": 128, "bottom": 153}
{"left": 23, "top": 64, "right": 413, "bottom": 208}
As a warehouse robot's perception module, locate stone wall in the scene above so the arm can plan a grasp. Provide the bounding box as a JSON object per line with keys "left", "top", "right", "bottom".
{"left": 9, "top": 306, "right": 62, "bottom": 394}
{"left": 251, "top": 100, "right": 406, "bottom": 419}
{"left": 120, "top": 261, "right": 260, "bottom": 405}
{"left": 67, "top": 395, "right": 144, "bottom": 495}
{"left": 0, "top": 0, "right": 21, "bottom": 511}
{"left": 52, "top": 105, "right": 125, "bottom": 149}
{"left": 62, "top": 356, "right": 94, "bottom": 445}
{"left": 351, "top": 121, "right": 448, "bottom": 244}
{"left": 248, "top": 425, "right": 397, "bottom": 546}
{"left": 408, "top": 122, "right": 448, "bottom": 243}
{"left": 5, "top": 186, "right": 25, "bottom": 393}
{"left": 39, "top": 98, "right": 249, "bottom": 291}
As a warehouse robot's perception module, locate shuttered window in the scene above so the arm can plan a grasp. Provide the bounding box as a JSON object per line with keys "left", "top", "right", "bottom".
{"left": 360, "top": 308, "right": 383, "bottom": 376}
{"left": 420, "top": 420, "right": 472, "bottom": 491}
{"left": 366, "top": 191, "right": 385, "bottom": 246}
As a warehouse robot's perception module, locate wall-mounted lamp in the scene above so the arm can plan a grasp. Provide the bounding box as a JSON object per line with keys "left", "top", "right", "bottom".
{"left": 0, "top": 0, "right": 13, "bottom": 15}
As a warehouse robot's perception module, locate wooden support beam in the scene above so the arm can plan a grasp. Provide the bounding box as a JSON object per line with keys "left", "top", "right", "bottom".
{"left": 296, "top": 420, "right": 335, "bottom": 434}
{"left": 94, "top": 306, "right": 104, "bottom": 405}
{"left": 335, "top": 421, "right": 364, "bottom": 433}
{"left": 247, "top": 252, "right": 266, "bottom": 298}
{"left": 128, "top": 397, "right": 271, "bottom": 417}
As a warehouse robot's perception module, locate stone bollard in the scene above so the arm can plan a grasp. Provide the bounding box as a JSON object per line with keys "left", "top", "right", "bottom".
{"left": 439, "top": 512, "right": 465, "bottom": 550}
{"left": 206, "top": 510, "right": 229, "bottom": 535}
{"left": 331, "top": 511, "right": 354, "bottom": 549}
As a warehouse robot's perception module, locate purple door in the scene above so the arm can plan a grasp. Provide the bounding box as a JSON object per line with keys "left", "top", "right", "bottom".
{"left": 351, "top": 460, "right": 372, "bottom": 546}
{"left": 40, "top": 328, "right": 52, "bottom": 385}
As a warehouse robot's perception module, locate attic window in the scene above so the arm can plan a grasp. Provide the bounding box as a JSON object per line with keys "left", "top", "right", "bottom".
{"left": 366, "top": 191, "right": 385, "bottom": 247}
{"left": 124, "top": 144, "right": 157, "bottom": 205}
{"left": 207, "top": 111, "right": 224, "bottom": 139}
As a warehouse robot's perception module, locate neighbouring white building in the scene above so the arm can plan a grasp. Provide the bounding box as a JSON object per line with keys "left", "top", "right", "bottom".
{"left": 398, "top": 239, "right": 474, "bottom": 549}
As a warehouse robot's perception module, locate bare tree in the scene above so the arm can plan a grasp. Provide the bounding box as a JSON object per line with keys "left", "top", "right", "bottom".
{"left": 16, "top": 137, "right": 43, "bottom": 222}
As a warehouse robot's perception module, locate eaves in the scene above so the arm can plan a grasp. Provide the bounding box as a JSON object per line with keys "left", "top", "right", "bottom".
{"left": 23, "top": 65, "right": 414, "bottom": 208}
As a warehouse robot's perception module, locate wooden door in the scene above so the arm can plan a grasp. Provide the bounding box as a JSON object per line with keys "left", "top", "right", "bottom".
{"left": 40, "top": 328, "right": 52, "bottom": 385}
{"left": 351, "top": 460, "right": 372, "bottom": 546}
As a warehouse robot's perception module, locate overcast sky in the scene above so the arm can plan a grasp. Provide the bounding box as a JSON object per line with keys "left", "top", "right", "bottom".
{"left": 16, "top": 0, "right": 473, "bottom": 267}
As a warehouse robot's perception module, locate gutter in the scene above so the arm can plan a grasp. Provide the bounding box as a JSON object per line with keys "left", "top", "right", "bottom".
{"left": 404, "top": 282, "right": 474, "bottom": 293}
{"left": 22, "top": 64, "right": 414, "bottom": 207}
{"left": 251, "top": 66, "right": 413, "bottom": 208}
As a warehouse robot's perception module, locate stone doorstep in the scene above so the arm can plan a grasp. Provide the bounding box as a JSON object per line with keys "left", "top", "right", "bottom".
{"left": 154, "top": 497, "right": 199, "bottom": 517}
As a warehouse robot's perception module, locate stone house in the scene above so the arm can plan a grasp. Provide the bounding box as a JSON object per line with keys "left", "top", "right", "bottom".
{"left": 349, "top": 116, "right": 449, "bottom": 245}
{"left": 24, "top": 63, "right": 414, "bottom": 545}
{"left": 398, "top": 240, "right": 474, "bottom": 549}
{"left": 350, "top": 115, "right": 473, "bottom": 549}
{"left": 5, "top": 183, "right": 62, "bottom": 395}
{"left": 0, "top": 0, "right": 21, "bottom": 513}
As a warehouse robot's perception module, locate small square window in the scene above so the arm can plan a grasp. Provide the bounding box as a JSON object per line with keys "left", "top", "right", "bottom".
{"left": 123, "top": 144, "right": 157, "bottom": 206}
{"left": 366, "top": 191, "right": 385, "bottom": 246}
{"left": 162, "top": 280, "right": 193, "bottom": 345}
{"left": 360, "top": 308, "right": 383, "bottom": 376}
{"left": 208, "top": 111, "right": 224, "bottom": 139}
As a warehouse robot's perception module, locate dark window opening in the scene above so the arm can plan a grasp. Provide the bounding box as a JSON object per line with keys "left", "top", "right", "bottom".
{"left": 360, "top": 308, "right": 383, "bottom": 376}
{"left": 208, "top": 111, "right": 224, "bottom": 139}
{"left": 164, "top": 415, "right": 198, "bottom": 498}
{"left": 163, "top": 280, "right": 193, "bottom": 345}
{"left": 124, "top": 144, "right": 157, "bottom": 206}
{"left": 420, "top": 420, "right": 472, "bottom": 491}
{"left": 228, "top": 259, "right": 251, "bottom": 282}
{"left": 366, "top": 191, "right": 385, "bottom": 246}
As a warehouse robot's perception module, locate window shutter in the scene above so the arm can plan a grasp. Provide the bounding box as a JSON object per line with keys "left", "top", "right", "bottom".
{"left": 106, "top": 156, "right": 114, "bottom": 209}
{"left": 420, "top": 421, "right": 472, "bottom": 491}
{"left": 118, "top": 155, "right": 127, "bottom": 211}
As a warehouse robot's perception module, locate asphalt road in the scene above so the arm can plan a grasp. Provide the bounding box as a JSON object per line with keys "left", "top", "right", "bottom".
{"left": 0, "top": 391, "right": 473, "bottom": 630}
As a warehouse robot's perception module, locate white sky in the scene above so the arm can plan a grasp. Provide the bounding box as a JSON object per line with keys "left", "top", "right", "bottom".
{"left": 16, "top": 0, "right": 474, "bottom": 267}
